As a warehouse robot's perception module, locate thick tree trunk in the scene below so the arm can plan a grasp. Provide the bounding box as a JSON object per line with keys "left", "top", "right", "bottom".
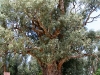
{"left": 41, "top": 62, "right": 62, "bottom": 75}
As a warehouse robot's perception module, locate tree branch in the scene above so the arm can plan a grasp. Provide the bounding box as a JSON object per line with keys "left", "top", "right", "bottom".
{"left": 25, "top": 46, "right": 44, "bottom": 66}
{"left": 58, "top": 0, "right": 65, "bottom": 14}
{"left": 70, "top": 53, "right": 98, "bottom": 59}
{"left": 70, "top": 1, "right": 76, "bottom": 15}
{"left": 58, "top": 53, "right": 98, "bottom": 70}
{"left": 87, "top": 14, "right": 100, "bottom": 23}
{"left": 58, "top": 56, "right": 69, "bottom": 70}
{"left": 32, "top": 17, "right": 61, "bottom": 39}
{"left": 83, "top": 4, "right": 100, "bottom": 26}
{"left": 27, "top": 51, "right": 43, "bottom": 66}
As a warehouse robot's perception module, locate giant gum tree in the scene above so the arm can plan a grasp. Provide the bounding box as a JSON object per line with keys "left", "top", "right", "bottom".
{"left": 0, "top": 0, "right": 100, "bottom": 75}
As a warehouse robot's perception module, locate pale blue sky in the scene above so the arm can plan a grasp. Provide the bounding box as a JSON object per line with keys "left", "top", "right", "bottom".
{"left": 86, "top": 10, "right": 100, "bottom": 31}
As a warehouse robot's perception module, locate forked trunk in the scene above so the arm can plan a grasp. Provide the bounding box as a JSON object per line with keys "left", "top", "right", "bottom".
{"left": 41, "top": 62, "right": 62, "bottom": 75}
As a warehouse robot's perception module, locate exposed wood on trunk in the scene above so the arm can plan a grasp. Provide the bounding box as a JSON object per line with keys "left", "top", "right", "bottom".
{"left": 41, "top": 62, "right": 62, "bottom": 75}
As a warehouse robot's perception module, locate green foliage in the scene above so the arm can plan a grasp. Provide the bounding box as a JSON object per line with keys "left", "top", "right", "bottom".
{"left": 0, "top": 0, "right": 100, "bottom": 75}
{"left": 87, "top": 30, "right": 96, "bottom": 41}
{"left": 62, "top": 59, "right": 84, "bottom": 75}
{"left": 0, "top": 53, "right": 41, "bottom": 75}
{"left": 94, "top": 69, "right": 100, "bottom": 75}
{"left": 0, "top": 0, "right": 100, "bottom": 64}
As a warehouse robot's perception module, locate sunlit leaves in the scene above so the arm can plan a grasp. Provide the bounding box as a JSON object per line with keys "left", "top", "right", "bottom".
{"left": 87, "top": 30, "right": 96, "bottom": 41}
{"left": 0, "top": 0, "right": 100, "bottom": 65}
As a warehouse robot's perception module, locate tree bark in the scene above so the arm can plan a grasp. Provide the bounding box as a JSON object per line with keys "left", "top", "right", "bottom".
{"left": 58, "top": 0, "right": 65, "bottom": 14}
{"left": 4, "top": 64, "right": 7, "bottom": 72}
{"left": 41, "top": 62, "right": 62, "bottom": 75}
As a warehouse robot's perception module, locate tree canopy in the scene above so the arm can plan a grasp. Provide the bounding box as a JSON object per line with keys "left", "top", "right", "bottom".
{"left": 0, "top": 0, "right": 100, "bottom": 75}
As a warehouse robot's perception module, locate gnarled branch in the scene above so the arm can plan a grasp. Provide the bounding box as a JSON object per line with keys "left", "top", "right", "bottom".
{"left": 32, "top": 17, "right": 61, "bottom": 39}
{"left": 58, "top": 53, "right": 98, "bottom": 70}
